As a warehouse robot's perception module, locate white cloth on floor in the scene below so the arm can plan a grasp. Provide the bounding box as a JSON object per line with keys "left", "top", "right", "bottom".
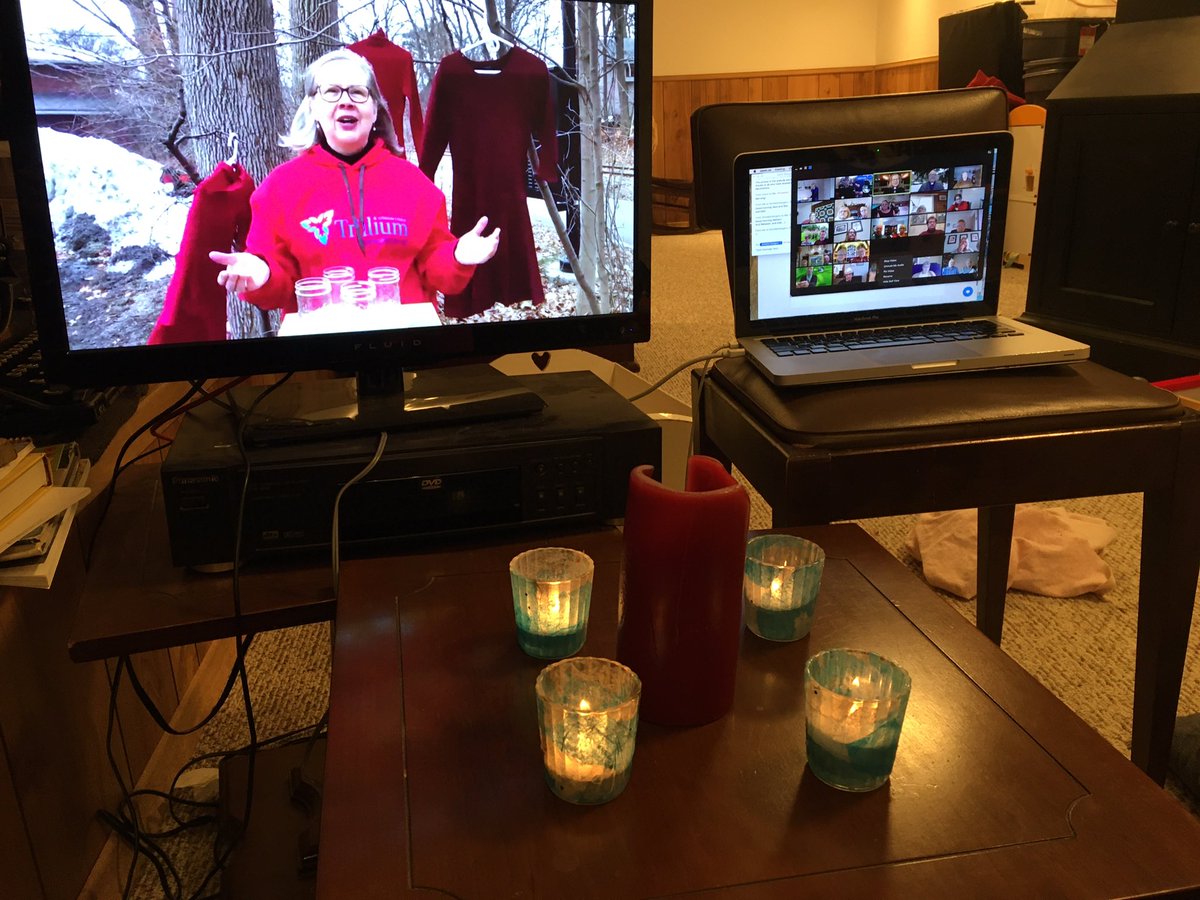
{"left": 906, "top": 505, "right": 1117, "bottom": 600}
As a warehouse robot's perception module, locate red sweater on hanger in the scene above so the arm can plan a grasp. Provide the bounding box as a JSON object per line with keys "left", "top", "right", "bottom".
{"left": 349, "top": 31, "right": 424, "bottom": 157}
{"left": 148, "top": 161, "right": 254, "bottom": 344}
{"left": 420, "top": 47, "right": 557, "bottom": 319}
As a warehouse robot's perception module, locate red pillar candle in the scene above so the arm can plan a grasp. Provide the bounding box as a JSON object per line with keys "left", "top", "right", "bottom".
{"left": 616, "top": 456, "right": 750, "bottom": 726}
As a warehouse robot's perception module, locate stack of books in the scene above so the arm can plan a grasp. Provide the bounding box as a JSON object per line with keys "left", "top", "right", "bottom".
{"left": 0, "top": 438, "right": 91, "bottom": 589}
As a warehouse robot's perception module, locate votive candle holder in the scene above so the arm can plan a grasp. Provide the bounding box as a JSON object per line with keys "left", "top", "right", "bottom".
{"left": 804, "top": 648, "right": 912, "bottom": 792}
{"left": 510, "top": 547, "right": 593, "bottom": 659}
{"left": 535, "top": 657, "right": 642, "bottom": 805}
{"left": 743, "top": 534, "right": 825, "bottom": 642}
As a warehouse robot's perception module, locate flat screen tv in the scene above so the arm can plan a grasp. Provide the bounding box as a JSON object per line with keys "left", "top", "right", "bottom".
{"left": 0, "top": 0, "right": 651, "bottom": 439}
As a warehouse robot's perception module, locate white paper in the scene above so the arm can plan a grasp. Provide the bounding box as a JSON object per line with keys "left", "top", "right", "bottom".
{"left": 0, "top": 502, "right": 79, "bottom": 589}
{"left": 0, "top": 485, "right": 91, "bottom": 555}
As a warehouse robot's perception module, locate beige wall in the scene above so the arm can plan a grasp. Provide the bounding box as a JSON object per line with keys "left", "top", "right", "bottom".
{"left": 653, "top": 0, "right": 880, "bottom": 76}
{"left": 653, "top": 0, "right": 1117, "bottom": 75}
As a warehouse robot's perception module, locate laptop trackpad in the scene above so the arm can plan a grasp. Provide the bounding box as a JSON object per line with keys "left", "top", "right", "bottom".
{"left": 868, "top": 343, "right": 985, "bottom": 365}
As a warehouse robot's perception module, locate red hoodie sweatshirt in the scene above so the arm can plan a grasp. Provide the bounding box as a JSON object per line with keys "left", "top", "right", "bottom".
{"left": 241, "top": 140, "right": 472, "bottom": 314}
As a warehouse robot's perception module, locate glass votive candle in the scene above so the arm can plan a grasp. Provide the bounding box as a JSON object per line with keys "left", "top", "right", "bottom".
{"left": 293, "top": 276, "right": 331, "bottom": 315}
{"left": 804, "top": 648, "right": 912, "bottom": 792}
{"left": 510, "top": 547, "right": 593, "bottom": 659}
{"left": 743, "top": 534, "right": 825, "bottom": 641}
{"left": 340, "top": 280, "right": 376, "bottom": 310}
{"left": 322, "top": 265, "right": 355, "bottom": 302}
{"left": 535, "top": 656, "right": 642, "bottom": 805}
{"left": 367, "top": 266, "right": 401, "bottom": 303}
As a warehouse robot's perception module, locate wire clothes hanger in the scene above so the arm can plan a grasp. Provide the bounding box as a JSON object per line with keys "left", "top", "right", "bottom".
{"left": 225, "top": 131, "right": 239, "bottom": 167}
{"left": 460, "top": 19, "right": 513, "bottom": 71}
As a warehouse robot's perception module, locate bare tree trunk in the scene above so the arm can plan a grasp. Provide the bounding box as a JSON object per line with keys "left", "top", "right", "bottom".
{"left": 614, "top": 6, "right": 630, "bottom": 132}
{"left": 176, "top": 0, "right": 288, "bottom": 183}
{"left": 289, "top": 0, "right": 339, "bottom": 103}
{"left": 119, "top": 0, "right": 171, "bottom": 71}
{"left": 575, "top": 2, "right": 608, "bottom": 314}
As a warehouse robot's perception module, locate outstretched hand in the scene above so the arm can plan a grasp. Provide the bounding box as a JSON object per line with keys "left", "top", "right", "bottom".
{"left": 454, "top": 216, "right": 501, "bottom": 266}
{"left": 209, "top": 250, "right": 270, "bottom": 294}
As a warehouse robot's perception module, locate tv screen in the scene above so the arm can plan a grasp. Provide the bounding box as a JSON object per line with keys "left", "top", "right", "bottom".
{"left": 0, "top": 0, "right": 651, "bottom": 391}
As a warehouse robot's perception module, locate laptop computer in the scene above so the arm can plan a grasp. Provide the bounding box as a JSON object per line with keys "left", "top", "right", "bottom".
{"left": 731, "top": 130, "right": 1088, "bottom": 386}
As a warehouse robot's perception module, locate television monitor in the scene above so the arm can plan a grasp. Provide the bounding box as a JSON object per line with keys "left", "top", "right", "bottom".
{"left": 0, "top": 0, "right": 651, "bottom": 441}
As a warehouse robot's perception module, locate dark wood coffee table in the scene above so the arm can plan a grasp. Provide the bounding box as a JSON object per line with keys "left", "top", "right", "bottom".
{"left": 317, "top": 524, "right": 1200, "bottom": 898}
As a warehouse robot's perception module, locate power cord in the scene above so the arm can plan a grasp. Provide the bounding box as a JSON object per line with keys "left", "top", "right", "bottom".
{"left": 331, "top": 431, "right": 388, "bottom": 595}
{"left": 96, "top": 374, "right": 291, "bottom": 898}
{"left": 84, "top": 377, "right": 248, "bottom": 568}
{"left": 625, "top": 342, "right": 744, "bottom": 403}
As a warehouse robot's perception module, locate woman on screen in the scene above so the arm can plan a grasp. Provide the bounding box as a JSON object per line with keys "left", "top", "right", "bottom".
{"left": 209, "top": 50, "right": 499, "bottom": 315}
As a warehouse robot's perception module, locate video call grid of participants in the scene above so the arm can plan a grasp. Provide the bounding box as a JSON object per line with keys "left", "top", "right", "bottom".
{"left": 791, "top": 163, "right": 986, "bottom": 294}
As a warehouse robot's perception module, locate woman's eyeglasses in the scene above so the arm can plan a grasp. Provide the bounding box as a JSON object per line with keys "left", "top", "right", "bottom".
{"left": 318, "top": 85, "right": 371, "bottom": 104}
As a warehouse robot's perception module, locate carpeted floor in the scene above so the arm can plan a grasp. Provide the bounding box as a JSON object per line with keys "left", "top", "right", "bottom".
{"left": 125, "top": 231, "right": 1200, "bottom": 896}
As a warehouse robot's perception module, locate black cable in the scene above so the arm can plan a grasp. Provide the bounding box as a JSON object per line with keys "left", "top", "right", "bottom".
{"left": 121, "top": 634, "right": 255, "bottom": 737}
{"left": 84, "top": 382, "right": 204, "bottom": 567}
{"left": 181, "top": 374, "right": 294, "bottom": 899}
{"left": 92, "top": 378, "right": 260, "bottom": 895}
{"left": 85, "top": 376, "right": 252, "bottom": 568}
{"left": 101, "top": 656, "right": 144, "bottom": 900}
{"left": 97, "top": 808, "right": 183, "bottom": 900}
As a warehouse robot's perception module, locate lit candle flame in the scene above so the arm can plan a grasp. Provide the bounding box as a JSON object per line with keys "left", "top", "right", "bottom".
{"left": 535, "top": 580, "right": 571, "bottom": 630}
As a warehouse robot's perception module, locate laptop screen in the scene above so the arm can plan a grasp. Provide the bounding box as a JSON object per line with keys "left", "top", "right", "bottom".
{"left": 735, "top": 131, "right": 1012, "bottom": 334}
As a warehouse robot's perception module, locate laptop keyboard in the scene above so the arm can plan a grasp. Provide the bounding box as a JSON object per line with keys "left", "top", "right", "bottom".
{"left": 762, "top": 319, "right": 1022, "bottom": 356}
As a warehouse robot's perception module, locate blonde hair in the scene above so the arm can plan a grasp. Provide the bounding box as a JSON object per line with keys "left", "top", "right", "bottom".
{"left": 280, "top": 49, "right": 403, "bottom": 156}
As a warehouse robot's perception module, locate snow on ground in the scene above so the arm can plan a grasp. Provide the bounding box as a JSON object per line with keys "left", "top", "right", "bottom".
{"left": 40, "top": 128, "right": 189, "bottom": 257}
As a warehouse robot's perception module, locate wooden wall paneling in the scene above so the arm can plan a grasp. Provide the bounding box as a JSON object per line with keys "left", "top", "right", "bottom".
{"left": 652, "top": 80, "right": 666, "bottom": 176}
{"left": 716, "top": 78, "right": 749, "bottom": 104}
{"left": 817, "top": 72, "right": 841, "bottom": 98}
{"left": 658, "top": 79, "right": 692, "bottom": 180}
{"left": 0, "top": 540, "right": 124, "bottom": 900}
{"left": 786, "top": 73, "right": 821, "bottom": 99}
{"left": 760, "top": 75, "right": 791, "bottom": 101}
{"left": 876, "top": 59, "right": 938, "bottom": 95}
{"left": 843, "top": 69, "right": 877, "bottom": 96}
{"left": 0, "top": 644, "right": 47, "bottom": 900}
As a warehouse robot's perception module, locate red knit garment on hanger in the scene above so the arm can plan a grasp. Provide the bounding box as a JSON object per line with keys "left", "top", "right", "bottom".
{"left": 349, "top": 31, "right": 425, "bottom": 157}
{"left": 148, "top": 162, "right": 254, "bottom": 344}
{"left": 420, "top": 46, "right": 558, "bottom": 319}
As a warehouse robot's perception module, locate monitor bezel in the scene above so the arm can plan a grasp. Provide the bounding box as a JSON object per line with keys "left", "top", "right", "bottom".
{"left": 0, "top": 0, "right": 652, "bottom": 387}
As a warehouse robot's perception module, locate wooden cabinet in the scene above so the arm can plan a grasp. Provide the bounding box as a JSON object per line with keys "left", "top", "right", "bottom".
{"left": 1021, "top": 18, "right": 1200, "bottom": 380}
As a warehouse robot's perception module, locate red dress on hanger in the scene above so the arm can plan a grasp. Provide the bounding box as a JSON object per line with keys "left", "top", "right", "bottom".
{"left": 420, "top": 47, "right": 558, "bottom": 319}
{"left": 348, "top": 31, "right": 424, "bottom": 156}
{"left": 148, "top": 161, "right": 254, "bottom": 344}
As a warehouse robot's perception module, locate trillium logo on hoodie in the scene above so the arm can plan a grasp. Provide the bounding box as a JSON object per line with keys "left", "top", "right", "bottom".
{"left": 301, "top": 209, "right": 335, "bottom": 245}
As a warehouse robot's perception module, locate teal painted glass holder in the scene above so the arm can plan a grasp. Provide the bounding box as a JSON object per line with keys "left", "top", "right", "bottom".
{"left": 743, "top": 534, "right": 825, "bottom": 642}
{"left": 510, "top": 547, "right": 593, "bottom": 659}
{"left": 804, "top": 649, "right": 912, "bottom": 792}
{"left": 535, "top": 657, "right": 642, "bottom": 805}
